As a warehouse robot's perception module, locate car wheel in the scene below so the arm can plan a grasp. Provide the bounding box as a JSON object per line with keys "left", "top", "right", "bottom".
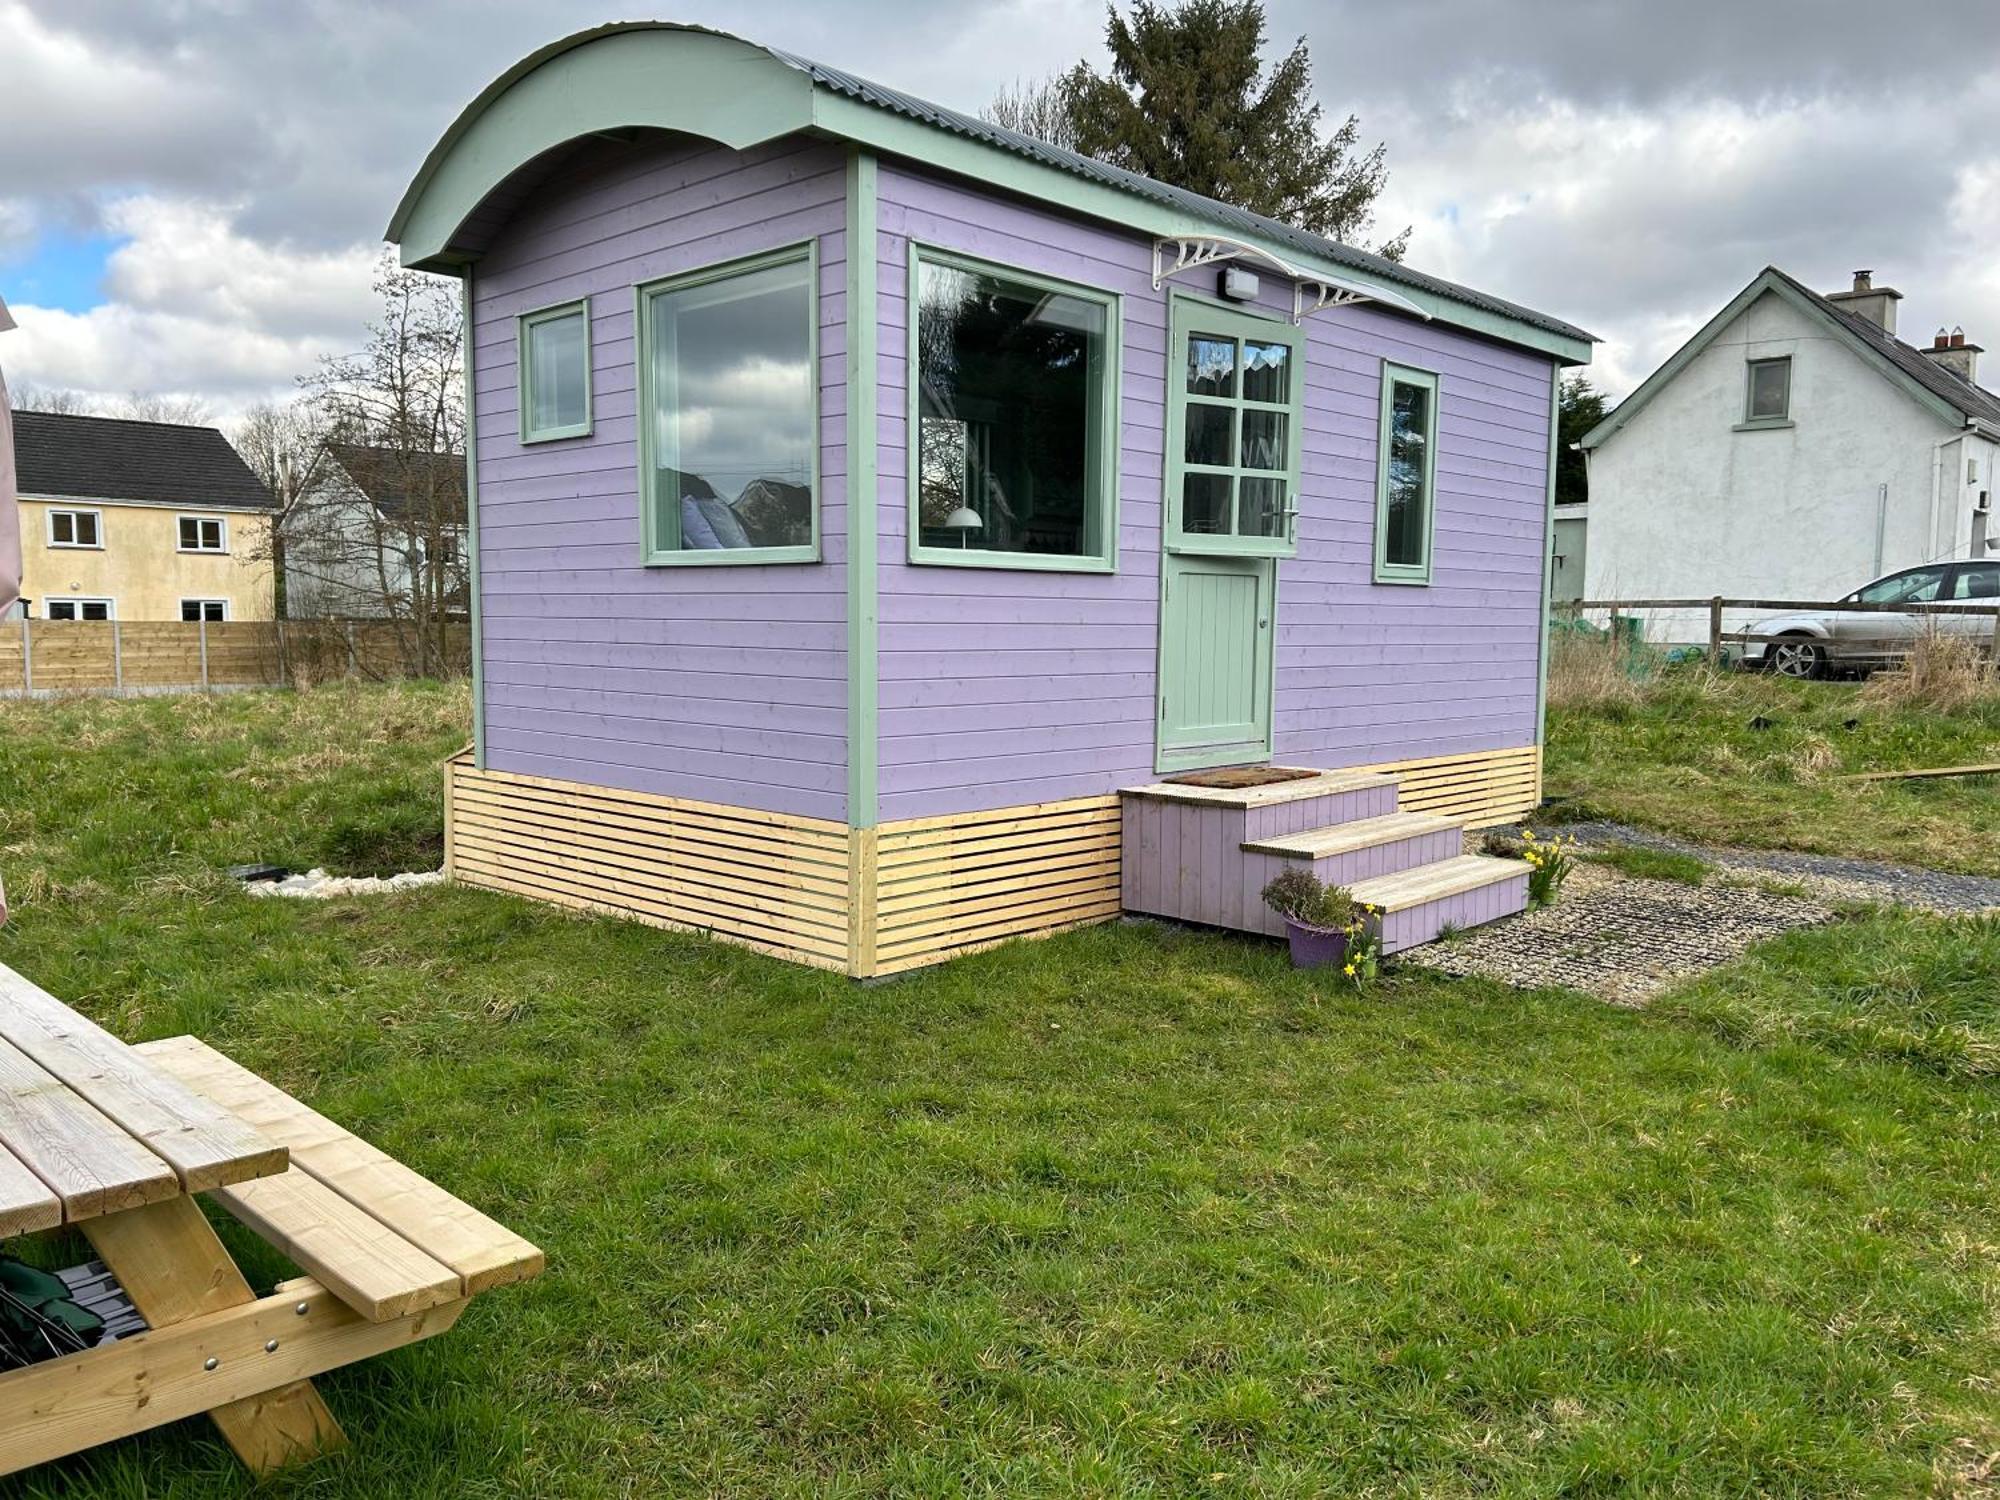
{"left": 1769, "top": 635, "right": 1826, "bottom": 680}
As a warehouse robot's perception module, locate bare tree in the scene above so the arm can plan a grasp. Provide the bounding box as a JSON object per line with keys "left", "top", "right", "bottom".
{"left": 295, "top": 250, "right": 467, "bottom": 676}
{"left": 112, "top": 392, "right": 214, "bottom": 425}
{"left": 230, "top": 397, "right": 331, "bottom": 623}
{"left": 8, "top": 383, "right": 96, "bottom": 415}
{"left": 983, "top": 73, "right": 1085, "bottom": 152}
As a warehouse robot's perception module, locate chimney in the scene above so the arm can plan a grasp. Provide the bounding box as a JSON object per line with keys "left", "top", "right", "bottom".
{"left": 1824, "top": 267, "right": 1902, "bottom": 334}
{"left": 1922, "top": 324, "right": 1983, "bottom": 385}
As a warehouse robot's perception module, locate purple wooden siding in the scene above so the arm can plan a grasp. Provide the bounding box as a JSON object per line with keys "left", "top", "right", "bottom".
{"left": 470, "top": 135, "right": 850, "bottom": 821}
{"left": 876, "top": 164, "right": 1555, "bottom": 822}
{"left": 1377, "top": 875, "right": 1528, "bottom": 954}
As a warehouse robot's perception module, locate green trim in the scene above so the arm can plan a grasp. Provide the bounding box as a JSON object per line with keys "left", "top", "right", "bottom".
{"left": 633, "top": 240, "right": 822, "bottom": 567}
{"left": 903, "top": 242, "right": 1121, "bottom": 573}
{"left": 1582, "top": 267, "right": 1959, "bottom": 451}
{"left": 1162, "top": 290, "right": 1304, "bottom": 560}
{"left": 387, "top": 24, "right": 1593, "bottom": 365}
{"left": 1743, "top": 354, "right": 1791, "bottom": 425}
{"left": 460, "top": 271, "right": 486, "bottom": 770}
{"left": 846, "top": 151, "right": 880, "bottom": 830}
{"left": 517, "top": 297, "right": 593, "bottom": 444}
{"left": 1373, "top": 359, "right": 1440, "bottom": 585}
{"left": 1535, "top": 361, "right": 1558, "bottom": 748}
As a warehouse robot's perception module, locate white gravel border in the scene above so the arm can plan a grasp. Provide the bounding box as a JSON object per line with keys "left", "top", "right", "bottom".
{"left": 244, "top": 868, "right": 446, "bottom": 900}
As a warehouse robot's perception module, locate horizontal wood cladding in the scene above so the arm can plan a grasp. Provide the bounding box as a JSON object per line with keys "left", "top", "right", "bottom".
{"left": 1353, "top": 744, "right": 1542, "bottom": 829}
{"left": 444, "top": 754, "right": 852, "bottom": 970}
{"left": 864, "top": 796, "right": 1125, "bottom": 977}
{"left": 1, "top": 621, "right": 470, "bottom": 694}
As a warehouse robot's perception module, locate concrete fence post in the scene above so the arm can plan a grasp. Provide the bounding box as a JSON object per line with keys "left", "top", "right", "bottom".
{"left": 19, "top": 616, "right": 29, "bottom": 695}
{"left": 1708, "top": 596, "right": 1724, "bottom": 664}
{"left": 345, "top": 620, "right": 359, "bottom": 678}
{"left": 111, "top": 620, "right": 123, "bottom": 692}
{"left": 198, "top": 617, "right": 211, "bottom": 694}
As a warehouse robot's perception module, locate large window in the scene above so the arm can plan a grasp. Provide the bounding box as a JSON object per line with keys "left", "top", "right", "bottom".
{"left": 1375, "top": 362, "right": 1439, "bottom": 584}
{"left": 519, "top": 299, "right": 592, "bottom": 443}
{"left": 47, "top": 509, "right": 102, "bottom": 548}
{"left": 909, "top": 248, "right": 1118, "bottom": 570}
{"left": 637, "top": 246, "right": 817, "bottom": 565}
{"left": 1744, "top": 356, "right": 1791, "bottom": 425}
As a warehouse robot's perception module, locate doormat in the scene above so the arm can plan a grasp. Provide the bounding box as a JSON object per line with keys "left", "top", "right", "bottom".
{"left": 1165, "top": 766, "right": 1317, "bottom": 790}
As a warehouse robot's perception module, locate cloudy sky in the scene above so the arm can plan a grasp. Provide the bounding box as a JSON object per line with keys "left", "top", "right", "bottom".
{"left": 5, "top": 0, "right": 2000, "bottom": 425}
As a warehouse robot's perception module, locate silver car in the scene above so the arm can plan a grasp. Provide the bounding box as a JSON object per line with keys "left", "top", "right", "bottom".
{"left": 1755, "top": 558, "right": 1999, "bottom": 678}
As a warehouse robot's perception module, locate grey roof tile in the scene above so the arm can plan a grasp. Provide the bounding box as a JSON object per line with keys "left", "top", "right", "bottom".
{"left": 12, "top": 411, "right": 273, "bottom": 509}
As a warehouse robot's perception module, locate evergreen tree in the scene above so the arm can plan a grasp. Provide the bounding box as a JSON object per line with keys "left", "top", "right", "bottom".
{"left": 986, "top": 1, "right": 1406, "bottom": 258}
{"left": 1556, "top": 375, "right": 1608, "bottom": 508}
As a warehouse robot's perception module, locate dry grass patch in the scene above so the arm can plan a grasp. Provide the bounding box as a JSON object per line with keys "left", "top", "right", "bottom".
{"left": 1860, "top": 630, "right": 1998, "bottom": 714}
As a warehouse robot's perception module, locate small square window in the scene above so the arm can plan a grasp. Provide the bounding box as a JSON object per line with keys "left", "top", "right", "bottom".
{"left": 519, "top": 300, "right": 592, "bottom": 442}
{"left": 1745, "top": 357, "right": 1791, "bottom": 422}
{"left": 178, "top": 516, "right": 226, "bottom": 552}
{"left": 49, "top": 509, "right": 101, "bottom": 548}
{"left": 180, "top": 599, "right": 228, "bottom": 622}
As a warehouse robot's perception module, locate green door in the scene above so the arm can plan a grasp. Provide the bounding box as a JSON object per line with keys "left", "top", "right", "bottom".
{"left": 1156, "top": 294, "right": 1296, "bottom": 771}
{"left": 1158, "top": 553, "right": 1274, "bottom": 770}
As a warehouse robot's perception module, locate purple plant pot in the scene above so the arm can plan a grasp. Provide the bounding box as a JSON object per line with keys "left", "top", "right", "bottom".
{"left": 1283, "top": 918, "right": 1351, "bottom": 970}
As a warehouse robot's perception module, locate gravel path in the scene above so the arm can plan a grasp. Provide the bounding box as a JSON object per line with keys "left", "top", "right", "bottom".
{"left": 1547, "top": 821, "right": 2000, "bottom": 914}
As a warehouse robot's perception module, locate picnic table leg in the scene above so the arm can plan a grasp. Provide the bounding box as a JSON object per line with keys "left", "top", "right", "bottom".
{"left": 80, "top": 1195, "right": 348, "bottom": 1474}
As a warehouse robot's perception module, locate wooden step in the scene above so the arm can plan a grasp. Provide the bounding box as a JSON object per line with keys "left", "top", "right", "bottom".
{"left": 1121, "top": 768, "right": 1399, "bottom": 810}
{"left": 1348, "top": 854, "right": 1528, "bottom": 913}
{"left": 1242, "top": 811, "right": 1459, "bottom": 859}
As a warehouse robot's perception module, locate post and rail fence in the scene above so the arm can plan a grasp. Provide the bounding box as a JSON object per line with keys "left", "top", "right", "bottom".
{"left": 0, "top": 617, "right": 471, "bottom": 697}
{"left": 1562, "top": 595, "right": 2000, "bottom": 664}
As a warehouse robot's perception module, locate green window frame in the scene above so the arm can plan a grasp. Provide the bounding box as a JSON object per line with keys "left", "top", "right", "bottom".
{"left": 517, "top": 298, "right": 593, "bottom": 443}
{"left": 1741, "top": 355, "right": 1792, "bottom": 427}
{"left": 905, "top": 243, "right": 1121, "bottom": 573}
{"left": 1374, "top": 360, "right": 1439, "bottom": 585}
{"left": 1164, "top": 293, "right": 1304, "bottom": 559}
{"left": 634, "top": 241, "right": 821, "bottom": 568}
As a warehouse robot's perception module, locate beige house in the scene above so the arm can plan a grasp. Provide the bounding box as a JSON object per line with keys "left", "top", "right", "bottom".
{"left": 11, "top": 411, "right": 275, "bottom": 622}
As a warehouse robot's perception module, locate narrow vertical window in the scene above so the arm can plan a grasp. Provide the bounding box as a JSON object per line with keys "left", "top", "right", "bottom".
{"left": 519, "top": 299, "right": 592, "bottom": 442}
{"left": 1375, "top": 362, "right": 1439, "bottom": 584}
{"left": 637, "top": 245, "right": 818, "bottom": 564}
{"left": 1744, "top": 357, "right": 1791, "bottom": 423}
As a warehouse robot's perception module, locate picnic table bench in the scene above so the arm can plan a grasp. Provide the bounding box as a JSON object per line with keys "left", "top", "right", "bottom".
{"left": 0, "top": 961, "right": 543, "bottom": 1478}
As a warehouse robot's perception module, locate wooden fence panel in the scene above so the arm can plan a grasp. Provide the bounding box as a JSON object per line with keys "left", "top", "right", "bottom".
{"left": 0, "top": 620, "right": 467, "bottom": 695}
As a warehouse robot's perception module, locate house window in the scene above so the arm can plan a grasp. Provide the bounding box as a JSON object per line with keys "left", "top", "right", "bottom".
{"left": 1745, "top": 357, "right": 1791, "bottom": 423}
{"left": 178, "top": 515, "right": 227, "bottom": 552}
{"left": 1375, "top": 362, "right": 1440, "bottom": 584}
{"left": 47, "top": 509, "right": 102, "bottom": 548}
{"left": 909, "top": 247, "right": 1118, "bottom": 570}
{"left": 519, "top": 299, "right": 592, "bottom": 443}
{"left": 637, "top": 244, "right": 817, "bottom": 565}
{"left": 46, "top": 598, "right": 114, "bottom": 621}
{"left": 180, "top": 598, "right": 229, "bottom": 622}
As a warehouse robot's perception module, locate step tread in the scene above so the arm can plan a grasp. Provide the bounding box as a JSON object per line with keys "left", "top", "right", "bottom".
{"left": 1348, "top": 854, "right": 1528, "bottom": 913}
{"left": 1243, "top": 811, "right": 1460, "bottom": 858}
{"left": 1121, "top": 768, "right": 1398, "bottom": 809}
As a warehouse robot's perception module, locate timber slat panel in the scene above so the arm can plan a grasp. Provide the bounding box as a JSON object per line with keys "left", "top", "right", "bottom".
{"left": 0, "top": 1141, "right": 62, "bottom": 1239}
{"left": 0, "top": 1035, "right": 179, "bottom": 1223}
{"left": 0, "top": 962, "right": 287, "bottom": 1192}
{"left": 135, "top": 1037, "right": 544, "bottom": 1298}
{"left": 1356, "top": 746, "right": 1540, "bottom": 828}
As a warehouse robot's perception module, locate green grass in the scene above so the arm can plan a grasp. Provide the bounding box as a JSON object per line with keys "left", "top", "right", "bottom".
{"left": 1546, "top": 667, "right": 2000, "bottom": 874}
{"left": 1585, "top": 845, "right": 1715, "bottom": 886}
{"left": 1, "top": 684, "right": 1998, "bottom": 1496}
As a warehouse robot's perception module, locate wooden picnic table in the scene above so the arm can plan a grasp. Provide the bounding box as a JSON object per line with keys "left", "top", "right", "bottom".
{"left": 0, "top": 960, "right": 542, "bottom": 1478}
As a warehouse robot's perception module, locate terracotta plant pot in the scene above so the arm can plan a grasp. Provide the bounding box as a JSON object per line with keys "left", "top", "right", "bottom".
{"left": 1283, "top": 918, "right": 1351, "bottom": 970}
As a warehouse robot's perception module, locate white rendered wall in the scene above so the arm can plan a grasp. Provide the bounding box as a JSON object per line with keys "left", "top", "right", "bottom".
{"left": 1585, "top": 290, "right": 1962, "bottom": 641}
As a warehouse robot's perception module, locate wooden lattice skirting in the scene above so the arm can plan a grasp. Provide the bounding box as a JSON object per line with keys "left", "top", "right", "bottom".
{"left": 443, "top": 744, "right": 1540, "bottom": 975}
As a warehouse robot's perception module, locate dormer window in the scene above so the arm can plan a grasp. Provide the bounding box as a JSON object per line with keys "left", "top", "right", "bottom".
{"left": 1744, "top": 357, "right": 1791, "bottom": 424}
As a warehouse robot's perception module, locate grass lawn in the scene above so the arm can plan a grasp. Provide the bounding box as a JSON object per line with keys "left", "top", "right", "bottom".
{"left": 1546, "top": 669, "right": 2000, "bottom": 874}
{"left": 1, "top": 684, "right": 1997, "bottom": 1496}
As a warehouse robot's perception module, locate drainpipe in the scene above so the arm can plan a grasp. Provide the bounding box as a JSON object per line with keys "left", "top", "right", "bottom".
{"left": 1930, "top": 429, "right": 1962, "bottom": 559}
{"left": 1873, "top": 482, "right": 1888, "bottom": 576}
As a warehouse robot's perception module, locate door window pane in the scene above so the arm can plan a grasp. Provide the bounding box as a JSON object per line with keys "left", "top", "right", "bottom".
{"left": 646, "top": 255, "right": 814, "bottom": 554}
{"left": 1185, "top": 402, "right": 1234, "bottom": 466}
{"left": 1241, "top": 341, "right": 1290, "bottom": 404}
{"left": 1746, "top": 357, "right": 1790, "bottom": 421}
{"left": 914, "top": 255, "right": 1112, "bottom": 559}
{"left": 523, "top": 303, "right": 590, "bottom": 439}
{"left": 1182, "top": 473, "right": 1233, "bottom": 535}
{"left": 1187, "top": 337, "right": 1236, "bottom": 397}
{"left": 1240, "top": 410, "right": 1287, "bottom": 470}
{"left": 1239, "top": 477, "right": 1287, "bottom": 538}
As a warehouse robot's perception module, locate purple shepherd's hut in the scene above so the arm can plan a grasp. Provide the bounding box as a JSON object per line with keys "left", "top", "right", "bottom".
{"left": 390, "top": 23, "right": 1596, "bottom": 977}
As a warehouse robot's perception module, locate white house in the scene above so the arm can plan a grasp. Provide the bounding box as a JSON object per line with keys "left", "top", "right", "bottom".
{"left": 1579, "top": 267, "right": 2000, "bottom": 641}
{"left": 283, "top": 443, "right": 467, "bottom": 621}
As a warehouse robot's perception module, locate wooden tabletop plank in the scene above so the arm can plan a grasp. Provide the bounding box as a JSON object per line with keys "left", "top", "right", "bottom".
{"left": 0, "top": 1036, "right": 179, "bottom": 1224}
{"left": 0, "top": 963, "right": 287, "bottom": 1193}
{"left": 137, "top": 1037, "right": 544, "bottom": 1295}
{"left": 0, "top": 1141, "right": 63, "bottom": 1240}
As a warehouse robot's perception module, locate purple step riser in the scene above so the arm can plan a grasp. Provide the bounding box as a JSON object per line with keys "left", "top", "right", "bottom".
{"left": 1372, "top": 874, "right": 1530, "bottom": 955}
{"left": 1301, "top": 828, "right": 1465, "bottom": 890}
{"left": 1240, "top": 785, "right": 1400, "bottom": 842}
